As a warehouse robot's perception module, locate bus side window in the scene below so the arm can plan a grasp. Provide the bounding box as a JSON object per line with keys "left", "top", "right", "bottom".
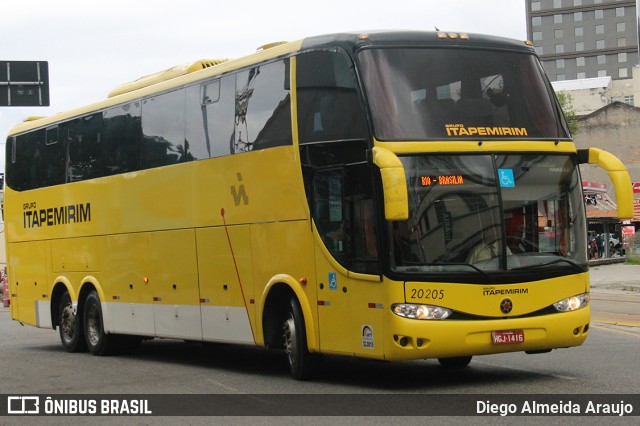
{"left": 10, "top": 131, "right": 41, "bottom": 191}
{"left": 103, "top": 102, "right": 141, "bottom": 175}
{"left": 41, "top": 126, "right": 65, "bottom": 187}
{"left": 233, "top": 59, "right": 292, "bottom": 153}
{"left": 297, "top": 50, "right": 368, "bottom": 144}
{"left": 66, "top": 113, "right": 103, "bottom": 182}
{"left": 141, "top": 89, "right": 187, "bottom": 169}
{"left": 187, "top": 75, "right": 236, "bottom": 159}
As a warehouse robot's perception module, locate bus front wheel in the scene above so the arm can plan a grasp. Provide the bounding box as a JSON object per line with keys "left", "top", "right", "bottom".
{"left": 282, "top": 296, "right": 319, "bottom": 380}
{"left": 58, "top": 290, "right": 87, "bottom": 353}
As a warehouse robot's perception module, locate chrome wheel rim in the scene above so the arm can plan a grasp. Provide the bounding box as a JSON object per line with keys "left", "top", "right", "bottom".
{"left": 283, "top": 316, "right": 297, "bottom": 366}
{"left": 60, "top": 305, "right": 76, "bottom": 342}
{"left": 86, "top": 304, "right": 100, "bottom": 346}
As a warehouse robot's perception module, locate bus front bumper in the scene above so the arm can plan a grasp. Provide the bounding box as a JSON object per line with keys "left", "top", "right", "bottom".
{"left": 384, "top": 307, "right": 590, "bottom": 361}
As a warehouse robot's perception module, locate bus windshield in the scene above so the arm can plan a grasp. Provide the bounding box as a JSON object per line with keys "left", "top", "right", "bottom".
{"left": 359, "top": 48, "right": 569, "bottom": 141}
{"left": 389, "top": 154, "right": 587, "bottom": 277}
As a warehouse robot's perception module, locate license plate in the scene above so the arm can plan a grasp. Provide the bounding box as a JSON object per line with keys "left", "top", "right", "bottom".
{"left": 491, "top": 329, "right": 525, "bottom": 345}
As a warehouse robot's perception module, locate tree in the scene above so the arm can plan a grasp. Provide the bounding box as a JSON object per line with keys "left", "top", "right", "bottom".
{"left": 556, "top": 92, "right": 579, "bottom": 135}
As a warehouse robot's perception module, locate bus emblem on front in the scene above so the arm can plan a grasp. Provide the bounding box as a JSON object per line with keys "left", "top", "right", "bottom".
{"left": 500, "top": 298, "right": 513, "bottom": 314}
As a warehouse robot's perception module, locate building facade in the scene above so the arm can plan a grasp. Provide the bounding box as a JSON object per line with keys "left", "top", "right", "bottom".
{"left": 573, "top": 102, "right": 640, "bottom": 251}
{"left": 551, "top": 64, "right": 639, "bottom": 114}
{"left": 526, "top": 0, "right": 639, "bottom": 83}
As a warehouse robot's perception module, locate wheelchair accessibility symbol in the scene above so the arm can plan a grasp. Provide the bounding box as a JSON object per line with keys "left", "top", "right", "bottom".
{"left": 498, "top": 169, "right": 515, "bottom": 188}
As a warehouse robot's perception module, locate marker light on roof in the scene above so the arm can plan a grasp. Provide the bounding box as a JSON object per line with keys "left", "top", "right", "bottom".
{"left": 437, "top": 33, "right": 469, "bottom": 40}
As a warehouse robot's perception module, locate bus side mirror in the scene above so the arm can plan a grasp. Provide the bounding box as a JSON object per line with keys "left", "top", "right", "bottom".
{"left": 577, "top": 148, "right": 634, "bottom": 219}
{"left": 372, "top": 147, "right": 409, "bottom": 221}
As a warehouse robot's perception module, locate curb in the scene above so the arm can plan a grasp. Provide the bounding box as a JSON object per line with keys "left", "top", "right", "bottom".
{"left": 588, "top": 257, "right": 627, "bottom": 267}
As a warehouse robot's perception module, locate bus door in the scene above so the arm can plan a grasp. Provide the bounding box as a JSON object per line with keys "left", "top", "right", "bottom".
{"left": 311, "top": 166, "right": 384, "bottom": 357}
{"left": 296, "top": 48, "right": 382, "bottom": 356}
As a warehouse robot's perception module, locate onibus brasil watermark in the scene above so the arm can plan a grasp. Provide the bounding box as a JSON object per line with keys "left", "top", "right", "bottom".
{"left": 6, "top": 396, "right": 151, "bottom": 415}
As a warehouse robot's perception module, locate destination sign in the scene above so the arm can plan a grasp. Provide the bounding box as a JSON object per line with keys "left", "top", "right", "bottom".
{"left": 420, "top": 175, "right": 465, "bottom": 186}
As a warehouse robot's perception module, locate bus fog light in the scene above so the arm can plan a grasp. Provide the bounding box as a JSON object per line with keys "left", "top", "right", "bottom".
{"left": 553, "top": 293, "right": 590, "bottom": 312}
{"left": 392, "top": 304, "right": 452, "bottom": 320}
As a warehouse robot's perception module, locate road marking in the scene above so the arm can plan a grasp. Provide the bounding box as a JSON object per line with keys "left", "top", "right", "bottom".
{"left": 591, "top": 323, "right": 640, "bottom": 338}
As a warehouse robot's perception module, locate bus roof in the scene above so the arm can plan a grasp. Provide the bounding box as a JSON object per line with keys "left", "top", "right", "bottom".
{"left": 7, "top": 39, "right": 303, "bottom": 136}
{"left": 107, "top": 59, "right": 230, "bottom": 98}
{"left": 300, "top": 30, "right": 535, "bottom": 54}
{"left": 7, "top": 31, "right": 534, "bottom": 136}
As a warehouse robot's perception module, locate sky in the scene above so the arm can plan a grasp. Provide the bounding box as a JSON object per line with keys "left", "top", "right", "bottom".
{"left": 0, "top": 0, "right": 527, "bottom": 171}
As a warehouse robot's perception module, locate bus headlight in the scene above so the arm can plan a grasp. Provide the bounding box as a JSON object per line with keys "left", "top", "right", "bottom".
{"left": 553, "top": 293, "right": 590, "bottom": 312}
{"left": 391, "top": 304, "right": 452, "bottom": 320}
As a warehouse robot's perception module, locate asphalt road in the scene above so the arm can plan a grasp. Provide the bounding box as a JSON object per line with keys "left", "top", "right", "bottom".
{"left": 0, "top": 263, "right": 638, "bottom": 425}
{"left": 589, "top": 263, "right": 640, "bottom": 326}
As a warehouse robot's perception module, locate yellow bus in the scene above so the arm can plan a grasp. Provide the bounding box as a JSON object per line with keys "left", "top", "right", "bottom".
{"left": 5, "top": 31, "right": 634, "bottom": 380}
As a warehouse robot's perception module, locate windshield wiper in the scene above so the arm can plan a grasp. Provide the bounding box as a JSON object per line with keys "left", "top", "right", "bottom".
{"left": 511, "top": 257, "right": 585, "bottom": 273}
{"left": 433, "top": 263, "right": 495, "bottom": 284}
{"left": 400, "top": 263, "right": 494, "bottom": 283}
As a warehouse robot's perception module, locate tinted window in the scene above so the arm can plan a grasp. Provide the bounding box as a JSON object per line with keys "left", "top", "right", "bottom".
{"left": 359, "top": 48, "right": 569, "bottom": 140}
{"left": 103, "top": 102, "right": 141, "bottom": 175}
{"left": 66, "top": 113, "right": 103, "bottom": 182}
{"left": 297, "top": 52, "right": 374, "bottom": 273}
{"left": 184, "top": 84, "right": 209, "bottom": 160}
{"left": 233, "top": 60, "right": 292, "bottom": 153}
{"left": 312, "top": 164, "right": 380, "bottom": 275}
{"left": 8, "top": 131, "right": 41, "bottom": 191}
{"left": 41, "top": 126, "right": 65, "bottom": 186}
{"left": 186, "top": 75, "right": 236, "bottom": 158}
{"left": 297, "top": 50, "right": 368, "bottom": 144}
{"left": 7, "top": 59, "right": 294, "bottom": 192}
{"left": 142, "top": 89, "right": 187, "bottom": 168}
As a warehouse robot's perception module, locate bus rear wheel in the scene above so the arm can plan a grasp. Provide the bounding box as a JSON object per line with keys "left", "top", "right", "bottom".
{"left": 437, "top": 356, "right": 472, "bottom": 368}
{"left": 83, "top": 290, "right": 117, "bottom": 356}
{"left": 58, "top": 290, "right": 87, "bottom": 352}
{"left": 282, "top": 296, "right": 319, "bottom": 380}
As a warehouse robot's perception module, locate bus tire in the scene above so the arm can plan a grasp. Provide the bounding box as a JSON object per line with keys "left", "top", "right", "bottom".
{"left": 58, "top": 290, "right": 87, "bottom": 353}
{"left": 282, "top": 296, "right": 320, "bottom": 380}
{"left": 83, "top": 290, "right": 117, "bottom": 356}
{"left": 437, "top": 356, "right": 472, "bottom": 368}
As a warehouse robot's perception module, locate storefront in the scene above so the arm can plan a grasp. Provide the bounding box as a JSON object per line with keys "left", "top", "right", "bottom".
{"left": 583, "top": 181, "right": 638, "bottom": 258}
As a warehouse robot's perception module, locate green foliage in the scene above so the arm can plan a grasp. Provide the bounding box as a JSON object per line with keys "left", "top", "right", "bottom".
{"left": 625, "top": 254, "right": 640, "bottom": 265}
{"left": 556, "top": 92, "right": 579, "bottom": 135}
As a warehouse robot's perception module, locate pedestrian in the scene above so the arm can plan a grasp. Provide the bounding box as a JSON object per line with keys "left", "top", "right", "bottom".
{"left": 588, "top": 234, "right": 596, "bottom": 259}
